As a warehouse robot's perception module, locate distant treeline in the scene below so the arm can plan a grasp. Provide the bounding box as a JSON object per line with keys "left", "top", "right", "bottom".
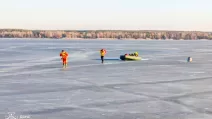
{"left": 0, "top": 29, "right": 212, "bottom": 40}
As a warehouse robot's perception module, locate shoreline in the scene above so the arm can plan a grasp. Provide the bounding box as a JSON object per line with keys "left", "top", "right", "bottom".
{"left": 0, "top": 38, "right": 210, "bottom": 40}
{"left": 0, "top": 29, "right": 212, "bottom": 40}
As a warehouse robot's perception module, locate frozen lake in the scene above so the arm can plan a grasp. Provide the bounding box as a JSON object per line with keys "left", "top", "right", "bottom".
{"left": 0, "top": 39, "right": 212, "bottom": 119}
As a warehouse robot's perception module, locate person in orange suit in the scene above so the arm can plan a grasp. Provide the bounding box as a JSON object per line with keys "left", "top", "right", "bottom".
{"left": 100, "top": 49, "right": 106, "bottom": 63}
{"left": 60, "top": 50, "right": 69, "bottom": 67}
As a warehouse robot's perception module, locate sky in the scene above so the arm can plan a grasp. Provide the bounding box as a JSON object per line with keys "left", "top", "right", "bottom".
{"left": 0, "top": 0, "right": 212, "bottom": 31}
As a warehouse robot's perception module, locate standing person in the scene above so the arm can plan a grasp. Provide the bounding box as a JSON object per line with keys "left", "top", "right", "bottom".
{"left": 60, "top": 50, "right": 69, "bottom": 67}
{"left": 100, "top": 49, "right": 106, "bottom": 63}
{"left": 187, "top": 57, "right": 192, "bottom": 62}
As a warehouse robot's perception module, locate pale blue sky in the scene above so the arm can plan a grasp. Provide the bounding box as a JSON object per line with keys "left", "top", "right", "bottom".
{"left": 0, "top": 0, "right": 212, "bottom": 31}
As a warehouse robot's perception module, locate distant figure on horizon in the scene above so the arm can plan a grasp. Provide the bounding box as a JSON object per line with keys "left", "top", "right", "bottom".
{"left": 187, "top": 57, "right": 192, "bottom": 62}
{"left": 100, "top": 49, "right": 107, "bottom": 63}
{"left": 60, "top": 50, "right": 69, "bottom": 67}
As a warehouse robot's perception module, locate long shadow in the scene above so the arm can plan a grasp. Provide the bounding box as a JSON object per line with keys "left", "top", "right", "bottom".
{"left": 93, "top": 58, "right": 120, "bottom": 61}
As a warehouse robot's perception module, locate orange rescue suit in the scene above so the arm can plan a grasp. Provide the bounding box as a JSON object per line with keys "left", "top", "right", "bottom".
{"left": 60, "top": 51, "right": 68, "bottom": 63}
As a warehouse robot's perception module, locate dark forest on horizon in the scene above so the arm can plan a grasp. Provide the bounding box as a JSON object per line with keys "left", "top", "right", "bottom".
{"left": 0, "top": 29, "right": 212, "bottom": 40}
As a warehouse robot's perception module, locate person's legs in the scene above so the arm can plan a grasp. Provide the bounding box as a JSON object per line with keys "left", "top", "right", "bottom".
{"left": 101, "top": 56, "right": 104, "bottom": 63}
{"left": 64, "top": 58, "right": 68, "bottom": 67}
{"left": 66, "top": 59, "right": 68, "bottom": 66}
{"left": 61, "top": 58, "right": 64, "bottom": 66}
{"left": 62, "top": 58, "right": 67, "bottom": 67}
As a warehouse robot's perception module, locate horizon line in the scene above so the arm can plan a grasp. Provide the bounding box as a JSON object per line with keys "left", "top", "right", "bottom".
{"left": 0, "top": 28, "right": 211, "bottom": 32}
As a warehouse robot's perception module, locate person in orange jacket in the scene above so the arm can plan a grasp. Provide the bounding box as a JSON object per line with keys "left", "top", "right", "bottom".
{"left": 60, "top": 50, "right": 69, "bottom": 67}
{"left": 100, "top": 49, "right": 106, "bottom": 63}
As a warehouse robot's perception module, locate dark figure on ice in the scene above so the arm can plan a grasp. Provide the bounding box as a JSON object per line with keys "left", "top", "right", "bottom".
{"left": 187, "top": 57, "right": 192, "bottom": 62}
{"left": 100, "top": 49, "right": 106, "bottom": 63}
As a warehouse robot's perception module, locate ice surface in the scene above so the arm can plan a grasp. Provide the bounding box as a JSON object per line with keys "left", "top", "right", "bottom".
{"left": 0, "top": 39, "right": 212, "bottom": 119}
